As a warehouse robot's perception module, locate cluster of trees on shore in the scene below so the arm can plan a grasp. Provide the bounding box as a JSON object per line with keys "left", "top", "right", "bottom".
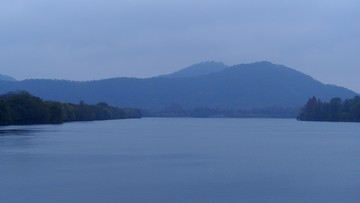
{"left": 0, "top": 91, "right": 141, "bottom": 126}
{"left": 143, "top": 103, "right": 299, "bottom": 118}
{"left": 297, "top": 96, "right": 360, "bottom": 122}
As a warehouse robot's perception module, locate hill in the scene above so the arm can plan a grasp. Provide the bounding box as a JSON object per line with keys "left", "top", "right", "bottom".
{"left": 0, "top": 61, "right": 357, "bottom": 117}
{"left": 161, "top": 61, "right": 228, "bottom": 78}
{"left": 0, "top": 74, "right": 16, "bottom": 81}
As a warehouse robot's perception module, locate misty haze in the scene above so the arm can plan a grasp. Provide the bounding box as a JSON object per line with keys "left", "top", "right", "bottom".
{"left": 1, "top": 0, "right": 360, "bottom": 203}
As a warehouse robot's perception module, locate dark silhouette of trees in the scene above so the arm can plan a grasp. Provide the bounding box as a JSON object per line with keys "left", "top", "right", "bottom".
{"left": 0, "top": 91, "right": 141, "bottom": 126}
{"left": 298, "top": 96, "right": 360, "bottom": 122}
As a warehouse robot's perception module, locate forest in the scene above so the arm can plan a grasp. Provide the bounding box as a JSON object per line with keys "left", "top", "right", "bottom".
{"left": 297, "top": 96, "right": 360, "bottom": 122}
{"left": 144, "top": 103, "right": 298, "bottom": 118}
{"left": 0, "top": 91, "right": 141, "bottom": 126}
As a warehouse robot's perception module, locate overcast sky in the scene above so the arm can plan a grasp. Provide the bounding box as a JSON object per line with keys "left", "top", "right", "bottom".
{"left": 1, "top": 0, "right": 359, "bottom": 92}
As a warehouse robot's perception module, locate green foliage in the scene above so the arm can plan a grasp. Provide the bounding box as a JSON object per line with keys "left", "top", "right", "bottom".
{"left": 0, "top": 91, "right": 141, "bottom": 126}
{"left": 298, "top": 96, "right": 360, "bottom": 122}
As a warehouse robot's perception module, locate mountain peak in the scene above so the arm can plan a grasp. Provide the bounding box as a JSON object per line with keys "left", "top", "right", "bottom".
{"left": 236, "top": 61, "right": 280, "bottom": 68}
{"left": 0, "top": 62, "right": 356, "bottom": 118}
{"left": 161, "top": 61, "right": 228, "bottom": 78}
{"left": 254, "top": 61, "right": 274, "bottom": 65}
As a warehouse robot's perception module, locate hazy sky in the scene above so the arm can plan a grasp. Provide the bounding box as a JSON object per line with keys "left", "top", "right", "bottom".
{"left": 1, "top": 0, "right": 359, "bottom": 92}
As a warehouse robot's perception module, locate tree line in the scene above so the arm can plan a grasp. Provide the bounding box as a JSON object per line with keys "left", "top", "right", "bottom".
{"left": 297, "top": 96, "right": 360, "bottom": 122}
{"left": 143, "top": 103, "right": 299, "bottom": 118}
{"left": 0, "top": 91, "right": 141, "bottom": 126}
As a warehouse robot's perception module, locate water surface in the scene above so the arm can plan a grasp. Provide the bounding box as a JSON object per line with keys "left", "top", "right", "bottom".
{"left": 1, "top": 118, "right": 360, "bottom": 203}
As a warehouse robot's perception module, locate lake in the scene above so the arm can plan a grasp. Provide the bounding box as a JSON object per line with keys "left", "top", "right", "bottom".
{"left": 1, "top": 118, "right": 360, "bottom": 203}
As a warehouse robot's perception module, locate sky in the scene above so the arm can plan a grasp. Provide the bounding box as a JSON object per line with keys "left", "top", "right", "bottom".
{"left": 1, "top": 0, "right": 359, "bottom": 92}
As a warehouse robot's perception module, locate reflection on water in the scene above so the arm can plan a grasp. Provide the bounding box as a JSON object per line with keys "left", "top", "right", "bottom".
{"left": 0, "top": 126, "right": 61, "bottom": 153}
{"left": 0, "top": 128, "right": 36, "bottom": 135}
{"left": 1, "top": 118, "right": 360, "bottom": 203}
{"left": 0, "top": 127, "right": 38, "bottom": 149}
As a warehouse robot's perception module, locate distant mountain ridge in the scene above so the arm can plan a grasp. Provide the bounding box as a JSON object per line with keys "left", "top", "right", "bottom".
{"left": 0, "top": 61, "right": 357, "bottom": 117}
{"left": 161, "top": 61, "right": 228, "bottom": 78}
{"left": 0, "top": 74, "right": 16, "bottom": 81}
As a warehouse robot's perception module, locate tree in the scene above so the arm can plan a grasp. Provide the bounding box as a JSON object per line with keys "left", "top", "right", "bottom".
{"left": 0, "top": 91, "right": 141, "bottom": 126}
{"left": 298, "top": 96, "right": 360, "bottom": 122}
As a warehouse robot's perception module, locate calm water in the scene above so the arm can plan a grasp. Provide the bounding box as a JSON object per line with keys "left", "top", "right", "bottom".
{"left": 0, "top": 118, "right": 359, "bottom": 203}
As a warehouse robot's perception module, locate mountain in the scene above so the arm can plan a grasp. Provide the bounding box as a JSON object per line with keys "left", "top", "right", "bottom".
{"left": 0, "top": 61, "right": 357, "bottom": 117}
{"left": 161, "top": 61, "right": 228, "bottom": 78}
{"left": 0, "top": 74, "right": 16, "bottom": 81}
